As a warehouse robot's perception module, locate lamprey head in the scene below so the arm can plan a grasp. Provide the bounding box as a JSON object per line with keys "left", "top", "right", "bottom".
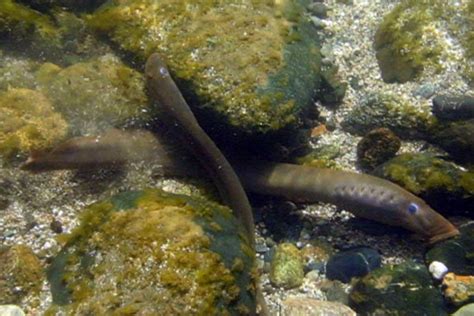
{"left": 398, "top": 196, "right": 459, "bottom": 244}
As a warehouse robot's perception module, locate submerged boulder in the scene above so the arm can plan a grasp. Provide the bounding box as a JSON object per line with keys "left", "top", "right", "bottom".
{"left": 0, "top": 88, "right": 68, "bottom": 160}
{"left": 87, "top": 0, "right": 322, "bottom": 140}
{"left": 47, "top": 189, "right": 256, "bottom": 315}
{"left": 349, "top": 261, "right": 447, "bottom": 315}
{"left": 374, "top": 153, "right": 474, "bottom": 216}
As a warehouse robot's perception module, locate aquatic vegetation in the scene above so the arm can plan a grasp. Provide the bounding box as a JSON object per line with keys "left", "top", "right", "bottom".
{"left": 87, "top": 0, "right": 321, "bottom": 138}
{"left": 0, "top": 88, "right": 68, "bottom": 160}
{"left": 0, "top": 245, "right": 43, "bottom": 305}
{"left": 374, "top": 0, "right": 466, "bottom": 83}
{"left": 37, "top": 54, "right": 150, "bottom": 135}
{"left": 342, "top": 92, "right": 438, "bottom": 139}
{"left": 375, "top": 153, "right": 474, "bottom": 216}
{"left": 48, "top": 189, "right": 256, "bottom": 315}
{"left": 350, "top": 261, "right": 447, "bottom": 315}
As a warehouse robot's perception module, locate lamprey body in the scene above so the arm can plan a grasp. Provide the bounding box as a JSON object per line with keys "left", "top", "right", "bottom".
{"left": 235, "top": 161, "right": 459, "bottom": 244}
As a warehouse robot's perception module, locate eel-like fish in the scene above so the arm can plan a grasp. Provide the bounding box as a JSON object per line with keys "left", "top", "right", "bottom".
{"left": 234, "top": 161, "right": 460, "bottom": 245}
{"left": 144, "top": 53, "right": 256, "bottom": 245}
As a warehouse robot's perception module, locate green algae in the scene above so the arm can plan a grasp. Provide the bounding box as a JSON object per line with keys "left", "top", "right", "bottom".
{"left": 342, "top": 92, "right": 438, "bottom": 139}
{"left": 87, "top": 0, "right": 321, "bottom": 137}
{"left": 350, "top": 261, "right": 447, "bottom": 315}
{"left": 36, "top": 55, "right": 150, "bottom": 135}
{"left": 48, "top": 189, "right": 255, "bottom": 315}
{"left": 375, "top": 153, "right": 474, "bottom": 216}
{"left": 0, "top": 88, "right": 68, "bottom": 160}
{"left": 270, "top": 243, "right": 304, "bottom": 289}
{"left": 374, "top": 0, "right": 451, "bottom": 83}
{"left": 0, "top": 245, "right": 44, "bottom": 305}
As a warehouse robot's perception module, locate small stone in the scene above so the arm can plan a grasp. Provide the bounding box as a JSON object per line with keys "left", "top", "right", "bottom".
{"left": 0, "top": 305, "right": 25, "bottom": 316}
{"left": 326, "top": 247, "right": 382, "bottom": 283}
{"left": 319, "top": 279, "right": 350, "bottom": 305}
{"left": 442, "top": 272, "right": 474, "bottom": 306}
{"left": 50, "top": 219, "right": 63, "bottom": 234}
{"left": 270, "top": 243, "right": 304, "bottom": 289}
{"left": 432, "top": 95, "right": 474, "bottom": 121}
{"left": 429, "top": 261, "right": 448, "bottom": 280}
{"left": 356, "top": 127, "right": 401, "bottom": 170}
{"left": 452, "top": 303, "right": 474, "bottom": 316}
{"left": 308, "top": 3, "right": 329, "bottom": 19}
{"left": 281, "top": 297, "right": 356, "bottom": 316}
{"left": 413, "top": 83, "right": 436, "bottom": 99}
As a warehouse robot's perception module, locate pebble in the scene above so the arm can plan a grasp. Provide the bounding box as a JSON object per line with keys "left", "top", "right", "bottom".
{"left": 0, "top": 305, "right": 25, "bottom": 316}
{"left": 452, "top": 303, "right": 474, "bottom": 316}
{"left": 432, "top": 95, "right": 474, "bottom": 121}
{"left": 270, "top": 243, "right": 304, "bottom": 289}
{"left": 442, "top": 272, "right": 474, "bottom": 306}
{"left": 326, "top": 247, "right": 382, "bottom": 283}
{"left": 429, "top": 261, "right": 448, "bottom": 280}
{"left": 280, "top": 297, "right": 356, "bottom": 316}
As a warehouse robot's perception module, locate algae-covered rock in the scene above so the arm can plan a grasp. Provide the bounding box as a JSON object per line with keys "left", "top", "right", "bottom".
{"left": 374, "top": 0, "right": 474, "bottom": 83}
{"left": 270, "top": 243, "right": 304, "bottom": 289}
{"left": 0, "top": 1, "right": 112, "bottom": 64}
{"left": 342, "top": 92, "right": 438, "bottom": 139}
{"left": 349, "top": 261, "right": 447, "bottom": 315}
{"left": 443, "top": 272, "right": 474, "bottom": 306}
{"left": 88, "top": 0, "right": 322, "bottom": 139}
{"left": 17, "top": 0, "right": 106, "bottom": 12}
{"left": 0, "top": 88, "right": 68, "bottom": 160}
{"left": 425, "top": 222, "right": 474, "bottom": 276}
{"left": 0, "top": 245, "right": 43, "bottom": 305}
{"left": 356, "top": 127, "right": 401, "bottom": 171}
{"left": 0, "top": 0, "right": 61, "bottom": 48}
{"left": 47, "top": 189, "right": 256, "bottom": 315}
{"left": 430, "top": 119, "right": 474, "bottom": 164}
{"left": 318, "top": 63, "right": 347, "bottom": 106}
{"left": 37, "top": 54, "right": 150, "bottom": 135}
{"left": 374, "top": 153, "right": 474, "bottom": 216}
{"left": 0, "top": 54, "right": 40, "bottom": 91}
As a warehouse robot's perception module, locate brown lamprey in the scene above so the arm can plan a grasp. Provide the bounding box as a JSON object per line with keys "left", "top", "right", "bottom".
{"left": 144, "top": 53, "right": 256, "bottom": 245}
{"left": 235, "top": 161, "right": 459, "bottom": 244}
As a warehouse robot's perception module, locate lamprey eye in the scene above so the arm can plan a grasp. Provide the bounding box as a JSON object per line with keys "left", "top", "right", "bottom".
{"left": 408, "top": 203, "right": 419, "bottom": 214}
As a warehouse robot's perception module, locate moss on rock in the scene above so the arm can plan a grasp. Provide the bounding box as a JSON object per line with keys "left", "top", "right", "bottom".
{"left": 270, "top": 243, "right": 304, "bottom": 289}
{"left": 349, "top": 261, "right": 447, "bottom": 315}
{"left": 87, "top": 0, "right": 321, "bottom": 138}
{"left": 0, "top": 245, "right": 44, "bottom": 305}
{"left": 342, "top": 92, "right": 438, "bottom": 139}
{"left": 47, "top": 188, "right": 256, "bottom": 315}
{"left": 374, "top": 153, "right": 474, "bottom": 216}
{"left": 0, "top": 88, "right": 68, "bottom": 160}
{"left": 37, "top": 54, "right": 150, "bottom": 135}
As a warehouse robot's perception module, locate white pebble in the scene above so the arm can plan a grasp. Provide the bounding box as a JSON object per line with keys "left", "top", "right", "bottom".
{"left": 429, "top": 261, "right": 449, "bottom": 280}
{"left": 0, "top": 305, "right": 25, "bottom": 316}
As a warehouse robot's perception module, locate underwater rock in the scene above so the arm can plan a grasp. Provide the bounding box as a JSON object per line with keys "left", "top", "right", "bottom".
{"left": 318, "top": 63, "right": 347, "bottom": 106}
{"left": 0, "top": 54, "right": 39, "bottom": 91}
{"left": 37, "top": 54, "right": 150, "bottom": 135}
{"left": 430, "top": 119, "right": 474, "bottom": 164}
{"left": 0, "top": 88, "right": 68, "bottom": 160}
{"left": 374, "top": 0, "right": 473, "bottom": 83}
{"left": 356, "top": 127, "right": 400, "bottom": 171}
{"left": 425, "top": 222, "right": 474, "bottom": 276}
{"left": 326, "top": 247, "right": 382, "bottom": 283}
{"left": 270, "top": 243, "right": 304, "bottom": 289}
{"left": 374, "top": 153, "right": 474, "bottom": 216}
{"left": 280, "top": 297, "right": 356, "bottom": 316}
{"left": 47, "top": 188, "right": 256, "bottom": 315}
{"left": 442, "top": 272, "right": 474, "bottom": 306}
{"left": 342, "top": 92, "right": 437, "bottom": 139}
{"left": 87, "top": 0, "right": 322, "bottom": 140}
{"left": 0, "top": 305, "right": 25, "bottom": 316}
{"left": 432, "top": 95, "right": 474, "bottom": 121}
{"left": 0, "top": 2, "right": 112, "bottom": 63}
{"left": 349, "top": 261, "right": 447, "bottom": 315}
{"left": 17, "top": 0, "right": 106, "bottom": 12}
{"left": 452, "top": 303, "right": 474, "bottom": 316}
{"left": 0, "top": 245, "right": 43, "bottom": 305}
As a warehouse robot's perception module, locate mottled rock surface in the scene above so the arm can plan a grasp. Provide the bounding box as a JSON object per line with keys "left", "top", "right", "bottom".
{"left": 270, "top": 243, "right": 304, "bottom": 289}
{"left": 281, "top": 297, "right": 356, "bottom": 316}
{"left": 47, "top": 189, "right": 256, "bottom": 315}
